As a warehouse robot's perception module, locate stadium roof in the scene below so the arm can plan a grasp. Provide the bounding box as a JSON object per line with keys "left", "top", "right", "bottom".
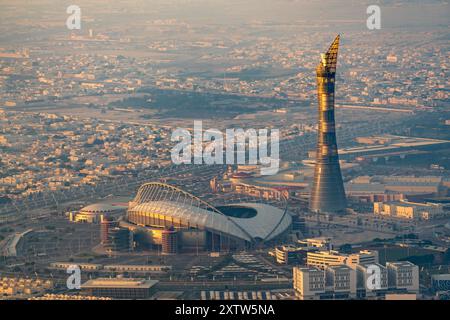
{"left": 128, "top": 182, "right": 292, "bottom": 243}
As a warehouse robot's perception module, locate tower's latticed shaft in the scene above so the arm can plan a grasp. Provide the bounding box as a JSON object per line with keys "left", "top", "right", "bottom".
{"left": 309, "top": 35, "right": 347, "bottom": 213}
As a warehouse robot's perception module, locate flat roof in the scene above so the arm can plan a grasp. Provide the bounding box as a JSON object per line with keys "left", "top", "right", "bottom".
{"left": 358, "top": 262, "right": 386, "bottom": 269}
{"left": 50, "top": 262, "right": 102, "bottom": 268}
{"left": 385, "top": 201, "right": 440, "bottom": 208}
{"left": 305, "top": 237, "right": 331, "bottom": 241}
{"left": 345, "top": 183, "right": 386, "bottom": 192}
{"left": 307, "top": 250, "right": 376, "bottom": 257}
{"left": 80, "top": 203, "right": 126, "bottom": 213}
{"left": 327, "top": 265, "right": 353, "bottom": 271}
{"left": 104, "top": 264, "right": 171, "bottom": 269}
{"left": 81, "top": 278, "right": 159, "bottom": 289}
{"left": 295, "top": 266, "right": 323, "bottom": 272}
{"left": 431, "top": 274, "right": 450, "bottom": 280}
{"left": 387, "top": 261, "right": 416, "bottom": 268}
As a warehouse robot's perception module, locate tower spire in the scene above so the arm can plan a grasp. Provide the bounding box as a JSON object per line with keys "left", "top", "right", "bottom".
{"left": 318, "top": 34, "right": 340, "bottom": 72}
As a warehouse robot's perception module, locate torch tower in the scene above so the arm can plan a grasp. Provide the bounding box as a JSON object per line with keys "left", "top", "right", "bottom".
{"left": 309, "top": 35, "right": 347, "bottom": 213}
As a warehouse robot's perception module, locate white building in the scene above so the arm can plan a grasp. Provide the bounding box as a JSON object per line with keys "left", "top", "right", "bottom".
{"left": 274, "top": 245, "right": 304, "bottom": 265}
{"left": 294, "top": 265, "right": 356, "bottom": 300}
{"left": 307, "top": 250, "right": 379, "bottom": 269}
{"left": 325, "top": 265, "right": 357, "bottom": 299}
{"left": 294, "top": 261, "right": 420, "bottom": 300}
{"left": 355, "top": 263, "right": 388, "bottom": 297}
{"left": 387, "top": 261, "right": 419, "bottom": 293}
{"left": 293, "top": 266, "right": 326, "bottom": 300}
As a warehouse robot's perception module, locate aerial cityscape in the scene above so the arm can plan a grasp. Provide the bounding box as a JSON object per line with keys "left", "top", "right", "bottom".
{"left": 0, "top": 0, "right": 449, "bottom": 311}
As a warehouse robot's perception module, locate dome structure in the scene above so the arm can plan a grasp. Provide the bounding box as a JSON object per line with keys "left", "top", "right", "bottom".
{"left": 71, "top": 203, "right": 126, "bottom": 224}
{"left": 80, "top": 203, "right": 123, "bottom": 214}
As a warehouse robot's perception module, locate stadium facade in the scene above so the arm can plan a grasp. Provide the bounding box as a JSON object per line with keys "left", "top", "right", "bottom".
{"left": 122, "top": 182, "right": 292, "bottom": 252}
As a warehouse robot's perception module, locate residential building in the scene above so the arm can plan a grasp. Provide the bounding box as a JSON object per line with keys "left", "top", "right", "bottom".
{"left": 387, "top": 261, "right": 419, "bottom": 293}
{"left": 355, "top": 263, "right": 388, "bottom": 297}
{"left": 325, "top": 265, "right": 357, "bottom": 299}
{"left": 293, "top": 266, "right": 326, "bottom": 300}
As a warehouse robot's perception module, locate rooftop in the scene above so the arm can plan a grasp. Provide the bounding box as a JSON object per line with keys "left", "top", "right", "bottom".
{"left": 387, "top": 261, "right": 416, "bottom": 268}
{"left": 80, "top": 203, "right": 125, "bottom": 213}
{"left": 327, "top": 265, "right": 353, "bottom": 271}
{"left": 81, "top": 278, "right": 159, "bottom": 289}
{"left": 295, "top": 266, "right": 323, "bottom": 273}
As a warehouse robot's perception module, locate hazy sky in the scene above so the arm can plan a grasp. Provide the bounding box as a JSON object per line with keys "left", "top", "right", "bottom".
{"left": 0, "top": 0, "right": 448, "bottom": 29}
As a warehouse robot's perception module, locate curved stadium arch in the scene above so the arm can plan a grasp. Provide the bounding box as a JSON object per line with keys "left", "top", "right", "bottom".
{"left": 125, "top": 182, "right": 292, "bottom": 251}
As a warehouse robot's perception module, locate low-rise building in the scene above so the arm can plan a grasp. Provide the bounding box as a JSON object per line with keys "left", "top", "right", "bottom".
{"left": 431, "top": 274, "right": 450, "bottom": 292}
{"left": 387, "top": 261, "right": 419, "bottom": 293}
{"left": 103, "top": 264, "right": 172, "bottom": 273}
{"left": 325, "top": 265, "right": 357, "bottom": 299}
{"left": 298, "top": 237, "right": 332, "bottom": 250}
{"left": 293, "top": 266, "right": 326, "bottom": 300}
{"left": 49, "top": 262, "right": 103, "bottom": 271}
{"left": 306, "top": 250, "right": 379, "bottom": 269}
{"left": 374, "top": 200, "right": 447, "bottom": 220}
{"left": 80, "top": 277, "right": 159, "bottom": 299}
{"left": 0, "top": 277, "right": 53, "bottom": 297}
{"left": 275, "top": 245, "right": 316, "bottom": 265}
{"left": 355, "top": 263, "right": 388, "bottom": 297}
{"left": 294, "top": 261, "right": 420, "bottom": 300}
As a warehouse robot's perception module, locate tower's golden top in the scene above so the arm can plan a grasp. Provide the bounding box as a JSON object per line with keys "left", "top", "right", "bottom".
{"left": 318, "top": 35, "right": 340, "bottom": 73}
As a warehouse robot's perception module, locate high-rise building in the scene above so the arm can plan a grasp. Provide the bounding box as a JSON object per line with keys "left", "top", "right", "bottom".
{"left": 309, "top": 35, "right": 347, "bottom": 213}
{"left": 100, "top": 216, "right": 119, "bottom": 245}
{"left": 102, "top": 227, "right": 133, "bottom": 252}
{"left": 161, "top": 226, "right": 179, "bottom": 254}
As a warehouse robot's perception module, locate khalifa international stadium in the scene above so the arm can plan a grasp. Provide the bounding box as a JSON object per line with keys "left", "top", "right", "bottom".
{"left": 120, "top": 182, "right": 292, "bottom": 252}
